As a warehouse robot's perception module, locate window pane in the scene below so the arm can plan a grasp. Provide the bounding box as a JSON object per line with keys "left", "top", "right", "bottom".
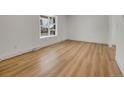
{"left": 40, "top": 17, "right": 49, "bottom": 36}
{"left": 40, "top": 15, "right": 57, "bottom": 37}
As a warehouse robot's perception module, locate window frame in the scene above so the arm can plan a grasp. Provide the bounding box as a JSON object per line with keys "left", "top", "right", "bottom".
{"left": 39, "top": 15, "right": 57, "bottom": 39}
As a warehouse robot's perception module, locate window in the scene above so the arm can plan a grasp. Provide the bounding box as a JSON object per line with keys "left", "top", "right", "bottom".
{"left": 40, "top": 15, "right": 57, "bottom": 38}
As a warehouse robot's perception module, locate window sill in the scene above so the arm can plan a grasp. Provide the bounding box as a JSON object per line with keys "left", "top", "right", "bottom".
{"left": 40, "top": 35, "right": 57, "bottom": 39}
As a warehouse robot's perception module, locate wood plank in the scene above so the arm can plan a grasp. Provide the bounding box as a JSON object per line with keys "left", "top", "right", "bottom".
{"left": 0, "top": 40, "right": 122, "bottom": 77}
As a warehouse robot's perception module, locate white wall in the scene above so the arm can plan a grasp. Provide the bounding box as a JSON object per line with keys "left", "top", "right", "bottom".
{"left": 109, "top": 16, "right": 118, "bottom": 46}
{"left": 67, "top": 15, "right": 109, "bottom": 44}
{"left": 111, "top": 15, "right": 124, "bottom": 75}
{"left": 1, "top": 15, "right": 124, "bottom": 75}
{"left": 0, "top": 15, "right": 67, "bottom": 60}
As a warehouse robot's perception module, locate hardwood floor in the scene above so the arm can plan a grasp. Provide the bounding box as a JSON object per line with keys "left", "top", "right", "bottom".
{"left": 0, "top": 40, "right": 122, "bottom": 77}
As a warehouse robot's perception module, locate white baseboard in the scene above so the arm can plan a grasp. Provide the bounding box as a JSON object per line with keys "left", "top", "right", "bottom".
{"left": 0, "top": 58, "right": 2, "bottom": 62}
{"left": 0, "top": 39, "right": 67, "bottom": 62}
{"left": 0, "top": 47, "right": 34, "bottom": 61}
{"left": 68, "top": 39, "right": 109, "bottom": 45}
{"left": 109, "top": 44, "right": 112, "bottom": 47}
{"left": 116, "top": 60, "right": 124, "bottom": 76}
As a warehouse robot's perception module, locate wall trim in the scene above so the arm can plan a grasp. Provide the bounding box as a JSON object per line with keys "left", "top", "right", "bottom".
{"left": 109, "top": 44, "right": 112, "bottom": 47}
{"left": 0, "top": 47, "right": 34, "bottom": 62}
{"left": 0, "top": 58, "right": 2, "bottom": 62}
{"left": 116, "top": 60, "right": 124, "bottom": 76}
{"left": 67, "top": 39, "right": 109, "bottom": 46}
{"left": 0, "top": 39, "right": 66, "bottom": 62}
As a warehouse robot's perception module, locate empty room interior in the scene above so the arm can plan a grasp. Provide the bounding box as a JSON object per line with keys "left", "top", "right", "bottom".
{"left": 0, "top": 15, "right": 124, "bottom": 77}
